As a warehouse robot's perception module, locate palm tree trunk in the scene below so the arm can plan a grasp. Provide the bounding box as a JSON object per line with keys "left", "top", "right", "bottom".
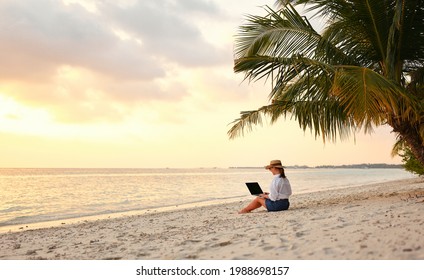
{"left": 391, "top": 120, "right": 424, "bottom": 166}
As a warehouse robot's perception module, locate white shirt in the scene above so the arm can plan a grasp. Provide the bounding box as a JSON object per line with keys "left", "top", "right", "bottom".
{"left": 268, "top": 174, "right": 292, "bottom": 201}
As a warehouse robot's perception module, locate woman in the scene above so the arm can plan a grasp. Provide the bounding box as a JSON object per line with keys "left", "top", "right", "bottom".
{"left": 238, "top": 160, "right": 292, "bottom": 214}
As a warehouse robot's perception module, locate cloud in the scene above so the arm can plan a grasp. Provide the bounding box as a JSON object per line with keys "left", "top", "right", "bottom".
{"left": 0, "top": 0, "right": 228, "bottom": 82}
{"left": 0, "top": 0, "right": 164, "bottom": 82}
{"left": 0, "top": 0, "right": 232, "bottom": 124}
{"left": 100, "top": 0, "right": 227, "bottom": 66}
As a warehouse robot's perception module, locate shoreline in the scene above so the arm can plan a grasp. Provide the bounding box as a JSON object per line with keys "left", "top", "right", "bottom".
{"left": 1, "top": 176, "right": 413, "bottom": 234}
{"left": 0, "top": 197, "right": 245, "bottom": 234}
{"left": 1, "top": 178, "right": 423, "bottom": 260}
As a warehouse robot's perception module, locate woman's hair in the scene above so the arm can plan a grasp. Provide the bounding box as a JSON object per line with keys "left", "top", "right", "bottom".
{"left": 279, "top": 168, "right": 286, "bottom": 178}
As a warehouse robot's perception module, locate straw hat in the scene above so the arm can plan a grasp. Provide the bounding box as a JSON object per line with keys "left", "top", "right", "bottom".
{"left": 265, "top": 160, "right": 284, "bottom": 169}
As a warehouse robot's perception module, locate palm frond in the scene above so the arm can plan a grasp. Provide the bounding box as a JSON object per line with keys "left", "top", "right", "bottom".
{"left": 234, "top": 4, "right": 320, "bottom": 61}
{"left": 227, "top": 107, "right": 268, "bottom": 139}
{"left": 230, "top": 0, "right": 423, "bottom": 154}
{"left": 330, "top": 66, "right": 412, "bottom": 129}
{"left": 391, "top": 137, "right": 406, "bottom": 157}
{"left": 227, "top": 97, "right": 357, "bottom": 142}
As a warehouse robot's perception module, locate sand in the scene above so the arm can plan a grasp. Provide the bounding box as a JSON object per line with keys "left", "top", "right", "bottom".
{"left": 0, "top": 178, "right": 423, "bottom": 260}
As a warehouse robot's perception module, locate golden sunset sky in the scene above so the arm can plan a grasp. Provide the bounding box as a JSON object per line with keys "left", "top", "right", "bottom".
{"left": 0, "top": 0, "right": 401, "bottom": 168}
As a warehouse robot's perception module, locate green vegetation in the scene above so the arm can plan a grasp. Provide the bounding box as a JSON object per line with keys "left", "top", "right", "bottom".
{"left": 392, "top": 140, "right": 424, "bottom": 175}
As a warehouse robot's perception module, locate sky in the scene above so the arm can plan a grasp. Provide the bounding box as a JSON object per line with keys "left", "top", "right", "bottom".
{"left": 0, "top": 0, "right": 403, "bottom": 168}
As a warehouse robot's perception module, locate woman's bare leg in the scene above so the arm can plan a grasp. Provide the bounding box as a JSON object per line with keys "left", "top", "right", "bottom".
{"left": 238, "top": 197, "right": 267, "bottom": 214}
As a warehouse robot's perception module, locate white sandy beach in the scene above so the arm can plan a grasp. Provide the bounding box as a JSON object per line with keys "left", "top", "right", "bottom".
{"left": 0, "top": 178, "right": 423, "bottom": 260}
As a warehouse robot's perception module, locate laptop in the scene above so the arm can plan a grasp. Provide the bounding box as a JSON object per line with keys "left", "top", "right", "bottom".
{"left": 245, "top": 182, "right": 264, "bottom": 196}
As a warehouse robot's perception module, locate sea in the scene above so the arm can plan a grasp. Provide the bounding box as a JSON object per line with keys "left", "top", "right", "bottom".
{"left": 0, "top": 167, "right": 417, "bottom": 231}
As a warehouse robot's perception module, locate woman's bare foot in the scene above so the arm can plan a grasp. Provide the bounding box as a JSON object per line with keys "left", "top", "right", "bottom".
{"left": 238, "top": 209, "right": 250, "bottom": 214}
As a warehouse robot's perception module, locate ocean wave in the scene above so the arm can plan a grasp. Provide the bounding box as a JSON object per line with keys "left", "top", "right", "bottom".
{"left": 0, "top": 206, "right": 30, "bottom": 213}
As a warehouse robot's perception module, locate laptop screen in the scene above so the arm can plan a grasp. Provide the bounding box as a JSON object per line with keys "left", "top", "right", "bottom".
{"left": 245, "top": 182, "right": 263, "bottom": 195}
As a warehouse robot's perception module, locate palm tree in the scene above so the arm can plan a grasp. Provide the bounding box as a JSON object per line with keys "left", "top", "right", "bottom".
{"left": 228, "top": 0, "right": 424, "bottom": 165}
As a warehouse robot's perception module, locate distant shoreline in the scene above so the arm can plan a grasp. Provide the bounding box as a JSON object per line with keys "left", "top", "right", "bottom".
{"left": 0, "top": 164, "right": 404, "bottom": 170}
{"left": 230, "top": 163, "right": 403, "bottom": 169}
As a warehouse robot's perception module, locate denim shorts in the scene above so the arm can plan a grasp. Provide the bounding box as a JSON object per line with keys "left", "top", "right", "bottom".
{"left": 265, "top": 199, "right": 290, "bottom": 212}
